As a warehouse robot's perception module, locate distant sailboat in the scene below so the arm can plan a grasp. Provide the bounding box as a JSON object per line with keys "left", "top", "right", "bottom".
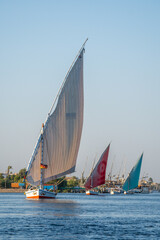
{"left": 84, "top": 144, "right": 110, "bottom": 195}
{"left": 122, "top": 153, "right": 143, "bottom": 194}
{"left": 25, "top": 39, "right": 88, "bottom": 199}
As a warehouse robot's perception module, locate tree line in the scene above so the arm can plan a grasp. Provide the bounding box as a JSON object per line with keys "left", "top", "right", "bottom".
{"left": 0, "top": 166, "right": 81, "bottom": 190}
{"left": 0, "top": 167, "right": 26, "bottom": 188}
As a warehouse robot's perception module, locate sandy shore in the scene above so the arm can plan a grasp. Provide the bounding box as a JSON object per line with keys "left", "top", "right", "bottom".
{"left": 0, "top": 189, "right": 26, "bottom": 193}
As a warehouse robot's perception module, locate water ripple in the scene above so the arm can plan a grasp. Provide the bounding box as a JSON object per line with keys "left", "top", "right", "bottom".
{"left": 0, "top": 192, "right": 160, "bottom": 239}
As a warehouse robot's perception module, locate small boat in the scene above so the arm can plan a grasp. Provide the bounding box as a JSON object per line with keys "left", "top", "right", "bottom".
{"left": 84, "top": 144, "right": 110, "bottom": 195}
{"left": 86, "top": 190, "right": 99, "bottom": 196}
{"left": 25, "top": 39, "right": 88, "bottom": 199}
{"left": 122, "top": 153, "right": 143, "bottom": 194}
{"left": 110, "top": 188, "right": 124, "bottom": 195}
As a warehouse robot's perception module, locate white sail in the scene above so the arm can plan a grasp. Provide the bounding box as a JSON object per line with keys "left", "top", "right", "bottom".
{"left": 27, "top": 48, "right": 84, "bottom": 185}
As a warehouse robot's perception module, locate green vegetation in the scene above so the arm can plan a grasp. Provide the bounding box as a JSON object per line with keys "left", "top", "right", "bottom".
{"left": 0, "top": 167, "right": 82, "bottom": 192}
{"left": 66, "top": 176, "right": 79, "bottom": 188}
{"left": 46, "top": 176, "right": 81, "bottom": 192}
{"left": 0, "top": 167, "right": 26, "bottom": 188}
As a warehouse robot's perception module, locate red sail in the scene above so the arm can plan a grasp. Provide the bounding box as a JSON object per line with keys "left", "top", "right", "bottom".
{"left": 84, "top": 144, "right": 110, "bottom": 190}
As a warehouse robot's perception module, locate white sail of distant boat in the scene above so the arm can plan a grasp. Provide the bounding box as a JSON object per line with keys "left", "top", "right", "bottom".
{"left": 25, "top": 39, "right": 88, "bottom": 199}
{"left": 85, "top": 144, "right": 110, "bottom": 195}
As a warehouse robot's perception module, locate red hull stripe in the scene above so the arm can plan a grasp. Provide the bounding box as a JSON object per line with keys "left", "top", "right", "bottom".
{"left": 26, "top": 196, "right": 55, "bottom": 199}
{"left": 86, "top": 193, "right": 98, "bottom": 195}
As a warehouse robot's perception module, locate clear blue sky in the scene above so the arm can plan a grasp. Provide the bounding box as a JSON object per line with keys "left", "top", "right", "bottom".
{"left": 0, "top": 1, "right": 160, "bottom": 182}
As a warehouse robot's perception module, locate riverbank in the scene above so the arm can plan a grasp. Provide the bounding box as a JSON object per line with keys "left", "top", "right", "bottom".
{"left": 0, "top": 188, "right": 26, "bottom": 193}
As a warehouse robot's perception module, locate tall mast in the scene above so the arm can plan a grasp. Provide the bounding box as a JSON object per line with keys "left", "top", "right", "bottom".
{"left": 40, "top": 123, "right": 44, "bottom": 189}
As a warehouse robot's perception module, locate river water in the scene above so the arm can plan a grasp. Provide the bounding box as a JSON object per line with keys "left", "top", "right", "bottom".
{"left": 0, "top": 192, "right": 160, "bottom": 239}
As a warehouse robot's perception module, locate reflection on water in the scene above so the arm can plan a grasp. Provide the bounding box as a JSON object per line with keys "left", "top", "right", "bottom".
{"left": 27, "top": 198, "right": 75, "bottom": 204}
{"left": 26, "top": 197, "right": 78, "bottom": 217}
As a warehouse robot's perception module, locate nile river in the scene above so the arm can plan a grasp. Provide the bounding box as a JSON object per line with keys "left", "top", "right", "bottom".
{"left": 0, "top": 192, "right": 160, "bottom": 239}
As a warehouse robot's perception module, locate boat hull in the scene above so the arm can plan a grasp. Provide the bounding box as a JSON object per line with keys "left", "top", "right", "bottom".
{"left": 124, "top": 188, "right": 142, "bottom": 194}
{"left": 86, "top": 190, "right": 99, "bottom": 195}
{"left": 25, "top": 189, "right": 56, "bottom": 199}
{"left": 110, "top": 188, "right": 124, "bottom": 195}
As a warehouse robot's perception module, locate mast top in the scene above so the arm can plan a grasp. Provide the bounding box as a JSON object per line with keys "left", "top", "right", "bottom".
{"left": 82, "top": 38, "right": 88, "bottom": 48}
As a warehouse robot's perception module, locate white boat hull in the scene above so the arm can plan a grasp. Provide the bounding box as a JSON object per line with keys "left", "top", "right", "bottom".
{"left": 86, "top": 190, "right": 99, "bottom": 195}
{"left": 110, "top": 188, "right": 124, "bottom": 195}
{"left": 124, "top": 189, "right": 142, "bottom": 194}
{"left": 25, "top": 189, "right": 56, "bottom": 199}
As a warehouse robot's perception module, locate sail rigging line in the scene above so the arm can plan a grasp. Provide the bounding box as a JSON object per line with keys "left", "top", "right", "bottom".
{"left": 87, "top": 154, "right": 97, "bottom": 182}
{"left": 27, "top": 39, "right": 88, "bottom": 173}
{"left": 56, "top": 176, "right": 66, "bottom": 186}
{"left": 90, "top": 155, "right": 97, "bottom": 188}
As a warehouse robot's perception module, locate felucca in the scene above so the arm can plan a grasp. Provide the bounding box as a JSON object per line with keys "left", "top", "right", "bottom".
{"left": 122, "top": 153, "right": 143, "bottom": 194}
{"left": 84, "top": 144, "right": 110, "bottom": 195}
{"left": 25, "top": 39, "right": 88, "bottom": 199}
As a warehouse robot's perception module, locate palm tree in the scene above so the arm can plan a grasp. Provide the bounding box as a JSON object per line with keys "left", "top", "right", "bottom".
{"left": 5, "top": 166, "right": 12, "bottom": 188}
{"left": 7, "top": 166, "right": 12, "bottom": 175}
